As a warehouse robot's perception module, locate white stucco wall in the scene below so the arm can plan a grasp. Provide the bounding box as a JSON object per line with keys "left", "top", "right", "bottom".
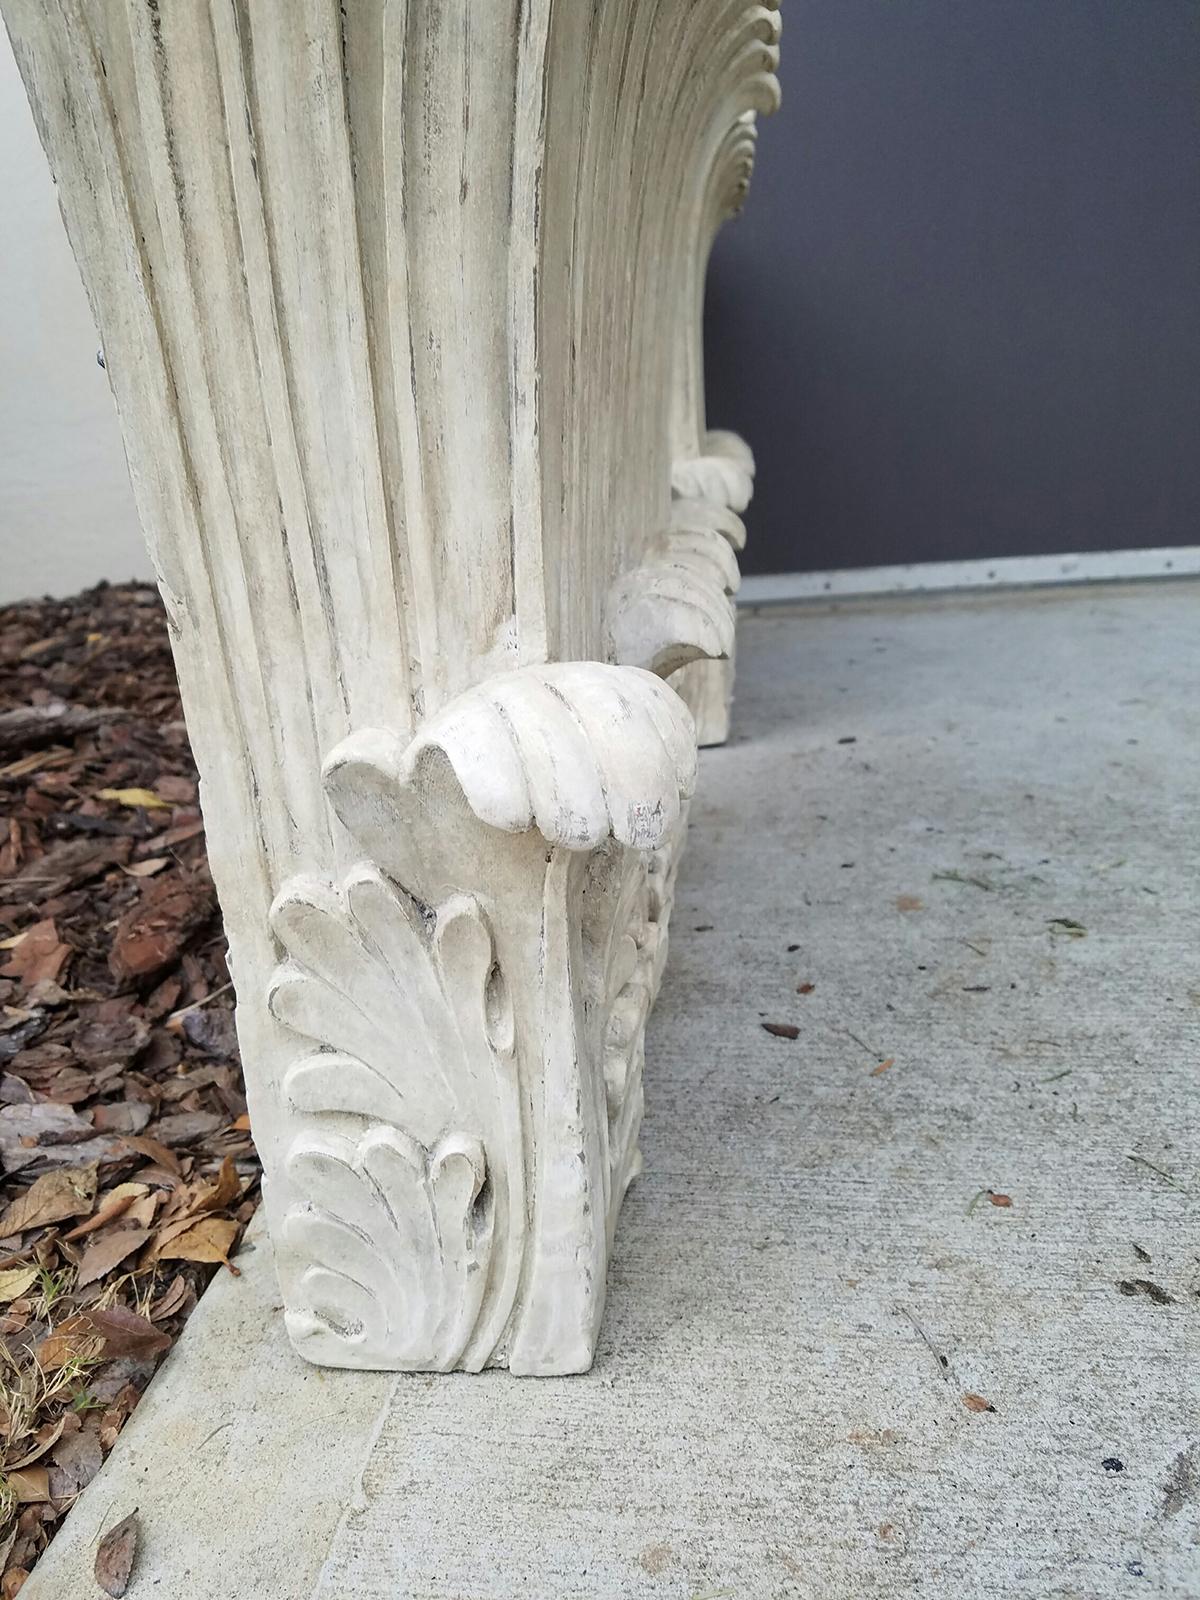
{"left": 0, "top": 31, "right": 151, "bottom": 605}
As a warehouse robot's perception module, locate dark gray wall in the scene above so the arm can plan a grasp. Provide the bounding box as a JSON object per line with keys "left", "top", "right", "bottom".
{"left": 705, "top": 0, "right": 1200, "bottom": 576}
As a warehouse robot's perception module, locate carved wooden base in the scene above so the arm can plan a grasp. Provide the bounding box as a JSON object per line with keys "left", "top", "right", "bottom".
{"left": 6, "top": 0, "right": 778, "bottom": 1373}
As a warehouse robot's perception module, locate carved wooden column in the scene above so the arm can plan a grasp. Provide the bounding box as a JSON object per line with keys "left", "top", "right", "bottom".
{"left": 4, "top": 0, "right": 779, "bottom": 1374}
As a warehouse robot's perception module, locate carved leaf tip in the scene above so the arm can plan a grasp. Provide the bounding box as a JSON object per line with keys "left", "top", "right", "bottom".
{"left": 670, "top": 431, "right": 757, "bottom": 515}
{"left": 322, "top": 663, "right": 697, "bottom": 855}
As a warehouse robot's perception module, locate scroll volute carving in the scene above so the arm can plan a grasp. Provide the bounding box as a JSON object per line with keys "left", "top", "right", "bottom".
{"left": 267, "top": 664, "right": 695, "bottom": 1374}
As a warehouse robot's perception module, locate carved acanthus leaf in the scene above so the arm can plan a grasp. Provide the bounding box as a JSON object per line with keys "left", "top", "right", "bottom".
{"left": 282, "top": 1126, "right": 493, "bottom": 1372}
{"left": 267, "top": 871, "right": 522, "bottom": 1371}
{"left": 606, "top": 507, "right": 741, "bottom": 678}
{"left": 324, "top": 662, "right": 697, "bottom": 861}
{"left": 671, "top": 429, "right": 757, "bottom": 513}
{"left": 269, "top": 661, "right": 699, "bottom": 1373}
{"left": 671, "top": 493, "right": 748, "bottom": 552}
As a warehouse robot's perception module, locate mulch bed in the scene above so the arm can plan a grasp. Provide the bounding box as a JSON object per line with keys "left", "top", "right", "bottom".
{"left": 0, "top": 581, "right": 257, "bottom": 1594}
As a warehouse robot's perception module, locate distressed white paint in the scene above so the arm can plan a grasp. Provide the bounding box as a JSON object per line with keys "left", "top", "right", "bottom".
{"left": 0, "top": 28, "right": 146, "bottom": 603}
{"left": 3, "top": 0, "right": 779, "bottom": 1373}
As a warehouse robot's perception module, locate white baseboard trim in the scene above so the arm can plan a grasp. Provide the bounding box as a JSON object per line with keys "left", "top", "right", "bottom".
{"left": 737, "top": 546, "right": 1200, "bottom": 606}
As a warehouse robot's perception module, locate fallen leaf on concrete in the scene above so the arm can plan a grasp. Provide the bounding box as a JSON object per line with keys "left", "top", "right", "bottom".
{"left": 0, "top": 1163, "right": 97, "bottom": 1235}
{"left": 871, "top": 1058, "right": 895, "bottom": 1076}
{"left": 796, "top": 982, "right": 815, "bottom": 995}
{"left": 932, "top": 869, "right": 994, "bottom": 892}
{"left": 988, "top": 1192, "right": 1013, "bottom": 1208}
{"left": 962, "top": 1392, "right": 997, "bottom": 1413}
{"left": 895, "top": 895, "right": 923, "bottom": 912}
{"left": 95, "top": 1510, "right": 138, "bottom": 1597}
{"left": 761, "top": 1022, "right": 800, "bottom": 1040}
{"left": 1116, "top": 1278, "right": 1175, "bottom": 1306}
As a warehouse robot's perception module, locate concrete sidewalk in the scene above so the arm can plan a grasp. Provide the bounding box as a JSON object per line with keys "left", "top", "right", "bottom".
{"left": 28, "top": 581, "right": 1200, "bottom": 1600}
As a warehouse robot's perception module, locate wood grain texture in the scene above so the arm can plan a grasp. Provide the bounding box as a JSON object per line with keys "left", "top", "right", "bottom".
{"left": 2, "top": 0, "right": 778, "bottom": 1371}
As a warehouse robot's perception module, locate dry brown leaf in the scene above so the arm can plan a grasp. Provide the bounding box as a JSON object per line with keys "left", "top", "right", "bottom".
{"left": 871, "top": 1057, "right": 895, "bottom": 1076}
{"left": 761, "top": 1021, "right": 800, "bottom": 1040}
{"left": 60, "top": 1183, "right": 148, "bottom": 1241}
{"left": 95, "top": 1510, "right": 138, "bottom": 1598}
{"left": 988, "top": 1192, "right": 1013, "bottom": 1208}
{"left": 118, "top": 1135, "right": 181, "bottom": 1176}
{"left": 75, "top": 1227, "right": 153, "bottom": 1289}
{"left": 192, "top": 1155, "right": 240, "bottom": 1215}
{"left": 7, "top": 1467, "right": 50, "bottom": 1503}
{"left": 95, "top": 787, "right": 170, "bottom": 810}
{"left": 48, "top": 1424, "right": 104, "bottom": 1498}
{"left": 0, "top": 1162, "right": 98, "bottom": 1235}
{"left": 122, "top": 858, "right": 170, "bottom": 878}
{"left": 7, "top": 1416, "right": 66, "bottom": 1469}
{"left": 0, "top": 919, "right": 71, "bottom": 989}
{"left": 98, "top": 1387, "right": 141, "bottom": 1452}
{"left": 148, "top": 1274, "right": 190, "bottom": 1322}
{"left": 962, "top": 1391, "right": 997, "bottom": 1413}
{"left": 34, "top": 1318, "right": 105, "bottom": 1372}
{"left": 37, "top": 1304, "right": 170, "bottom": 1370}
{"left": 86, "top": 1305, "right": 173, "bottom": 1359}
{"left": 157, "top": 1215, "right": 239, "bottom": 1271}
{"left": 0, "top": 1264, "right": 38, "bottom": 1304}
{"left": 123, "top": 1194, "right": 160, "bottom": 1228}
